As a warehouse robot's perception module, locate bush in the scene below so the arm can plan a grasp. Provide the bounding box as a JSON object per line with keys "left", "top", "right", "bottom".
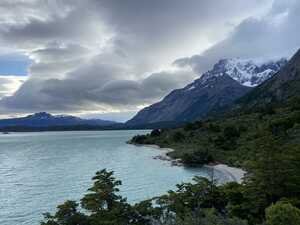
{"left": 172, "top": 131, "right": 185, "bottom": 142}
{"left": 184, "top": 122, "right": 198, "bottom": 131}
{"left": 224, "top": 126, "right": 240, "bottom": 139}
{"left": 289, "top": 96, "right": 300, "bottom": 110}
{"left": 269, "top": 118, "right": 295, "bottom": 136}
{"left": 259, "top": 105, "right": 276, "bottom": 115}
{"left": 265, "top": 202, "right": 300, "bottom": 225}
{"left": 208, "top": 123, "right": 221, "bottom": 132}
{"left": 150, "top": 129, "right": 161, "bottom": 137}
{"left": 131, "top": 135, "right": 147, "bottom": 144}
{"left": 181, "top": 149, "right": 213, "bottom": 165}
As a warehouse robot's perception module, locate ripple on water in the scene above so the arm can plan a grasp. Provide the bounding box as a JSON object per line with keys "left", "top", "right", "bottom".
{"left": 0, "top": 130, "right": 228, "bottom": 225}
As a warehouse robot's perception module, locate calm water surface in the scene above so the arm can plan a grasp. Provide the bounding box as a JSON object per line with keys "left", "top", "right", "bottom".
{"left": 0, "top": 130, "right": 226, "bottom": 225}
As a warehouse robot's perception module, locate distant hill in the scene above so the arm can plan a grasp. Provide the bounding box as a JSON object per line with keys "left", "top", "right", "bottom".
{"left": 0, "top": 112, "right": 118, "bottom": 128}
{"left": 127, "top": 58, "right": 286, "bottom": 125}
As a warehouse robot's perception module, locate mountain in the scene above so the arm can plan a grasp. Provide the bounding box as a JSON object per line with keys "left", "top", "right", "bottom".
{"left": 236, "top": 49, "right": 300, "bottom": 108}
{"left": 0, "top": 112, "right": 118, "bottom": 128}
{"left": 127, "top": 58, "right": 286, "bottom": 125}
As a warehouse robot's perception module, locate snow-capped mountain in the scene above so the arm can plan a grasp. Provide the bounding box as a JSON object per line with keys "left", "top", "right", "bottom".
{"left": 237, "top": 49, "right": 300, "bottom": 109}
{"left": 185, "top": 58, "right": 287, "bottom": 89}
{"left": 127, "top": 58, "right": 287, "bottom": 125}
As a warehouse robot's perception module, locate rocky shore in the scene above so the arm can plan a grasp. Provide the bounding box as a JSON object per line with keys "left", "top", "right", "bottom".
{"left": 138, "top": 144, "right": 246, "bottom": 183}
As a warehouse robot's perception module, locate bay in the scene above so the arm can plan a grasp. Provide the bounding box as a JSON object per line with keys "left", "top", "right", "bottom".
{"left": 0, "top": 130, "right": 226, "bottom": 225}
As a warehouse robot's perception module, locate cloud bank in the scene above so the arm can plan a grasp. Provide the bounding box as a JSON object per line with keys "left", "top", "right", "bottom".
{"left": 0, "top": 0, "right": 299, "bottom": 120}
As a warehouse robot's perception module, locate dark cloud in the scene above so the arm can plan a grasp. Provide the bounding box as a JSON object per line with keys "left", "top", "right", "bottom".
{"left": 1, "top": 0, "right": 298, "bottom": 120}
{"left": 0, "top": 65, "right": 194, "bottom": 114}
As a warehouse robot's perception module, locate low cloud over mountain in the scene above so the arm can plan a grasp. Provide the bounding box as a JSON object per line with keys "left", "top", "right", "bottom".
{"left": 0, "top": 0, "right": 299, "bottom": 120}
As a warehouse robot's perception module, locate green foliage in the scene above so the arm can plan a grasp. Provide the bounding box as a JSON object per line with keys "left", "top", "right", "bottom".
{"left": 41, "top": 163, "right": 300, "bottom": 225}
{"left": 223, "top": 126, "right": 240, "bottom": 139}
{"left": 42, "top": 92, "right": 300, "bottom": 225}
{"left": 161, "top": 209, "right": 248, "bottom": 225}
{"left": 244, "top": 133, "right": 300, "bottom": 217}
{"left": 41, "top": 201, "right": 89, "bottom": 225}
{"left": 289, "top": 96, "right": 300, "bottom": 110}
{"left": 207, "top": 123, "right": 221, "bottom": 132}
{"left": 129, "top": 94, "right": 300, "bottom": 169}
{"left": 258, "top": 105, "right": 276, "bottom": 115}
{"left": 184, "top": 121, "right": 203, "bottom": 131}
{"left": 126, "top": 94, "right": 300, "bottom": 224}
{"left": 81, "top": 169, "right": 124, "bottom": 212}
{"left": 265, "top": 202, "right": 300, "bottom": 225}
{"left": 150, "top": 129, "right": 161, "bottom": 137}
{"left": 181, "top": 149, "right": 213, "bottom": 165}
{"left": 172, "top": 131, "right": 185, "bottom": 142}
{"left": 41, "top": 170, "right": 146, "bottom": 225}
{"left": 130, "top": 134, "right": 147, "bottom": 144}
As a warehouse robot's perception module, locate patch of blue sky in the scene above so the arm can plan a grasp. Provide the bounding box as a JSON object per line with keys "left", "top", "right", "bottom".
{"left": 0, "top": 53, "right": 32, "bottom": 76}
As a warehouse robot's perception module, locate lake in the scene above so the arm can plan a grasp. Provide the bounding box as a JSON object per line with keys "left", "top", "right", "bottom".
{"left": 0, "top": 130, "right": 228, "bottom": 225}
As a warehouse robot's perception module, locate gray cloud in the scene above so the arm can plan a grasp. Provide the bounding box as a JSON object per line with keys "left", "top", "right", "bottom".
{"left": 1, "top": 0, "right": 298, "bottom": 120}
{"left": 0, "top": 64, "right": 194, "bottom": 114}
{"left": 174, "top": 0, "right": 300, "bottom": 74}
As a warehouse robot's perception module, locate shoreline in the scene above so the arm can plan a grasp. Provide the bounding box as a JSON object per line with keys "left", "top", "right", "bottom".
{"left": 132, "top": 144, "right": 183, "bottom": 166}
{"left": 205, "top": 164, "right": 246, "bottom": 184}
{"left": 136, "top": 144, "right": 246, "bottom": 184}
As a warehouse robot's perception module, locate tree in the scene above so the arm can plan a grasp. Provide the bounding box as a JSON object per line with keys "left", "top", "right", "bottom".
{"left": 80, "top": 169, "right": 137, "bottom": 225}
{"left": 150, "top": 129, "right": 161, "bottom": 137}
{"left": 41, "top": 170, "right": 153, "bottom": 225}
{"left": 181, "top": 149, "right": 213, "bottom": 165}
{"left": 41, "top": 201, "right": 89, "bottom": 225}
{"left": 172, "top": 131, "right": 185, "bottom": 142}
{"left": 243, "top": 132, "right": 300, "bottom": 222}
{"left": 156, "top": 176, "right": 227, "bottom": 221}
{"left": 265, "top": 202, "right": 300, "bottom": 225}
{"left": 81, "top": 169, "right": 124, "bottom": 212}
{"left": 184, "top": 123, "right": 198, "bottom": 131}
{"left": 160, "top": 209, "right": 248, "bottom": 225}
{"left": 223, "top": 126, "right": 240, "bottom": 139}
{"left": 130, "top": 135, "right": 147, "bottom": 144}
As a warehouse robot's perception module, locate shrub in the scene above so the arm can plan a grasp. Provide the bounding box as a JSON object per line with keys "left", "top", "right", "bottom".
{"left": 265, "top": 202, "right": 300, "bottom": 225}
{"left": 181, "top": 149, "right": 213, "bottom": 165}
{"left": 172, "top": 131, "right": 185, "bottom": 142}
{"left": 150, "top": 129, "right": 161, "bottom": 137}
{"left": 131, "top": 135, "right": 147, "bottom": 144}
{"left": 208, "top": 123, "right": 221, "bottom": 132}
{"left": 184, "top": 122, "right": 198, "bottom": 131}
{"left": 224, "top": 126, "right": 240, "bottom": 139}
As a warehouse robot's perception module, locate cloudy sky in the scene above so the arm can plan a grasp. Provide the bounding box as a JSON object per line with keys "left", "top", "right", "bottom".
{"left": 0, "top": 0, "right": 299, "bottom": 121}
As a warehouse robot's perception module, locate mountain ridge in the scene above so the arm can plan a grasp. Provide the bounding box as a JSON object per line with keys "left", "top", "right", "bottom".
{"left": 236, "top": 49, "right": 300, "bottom": 109}
{"left": 127, "top": 58, "right": 286, "bottom": 125}
{"left": 0, "top": 112, "right": 118, "bottom": 128}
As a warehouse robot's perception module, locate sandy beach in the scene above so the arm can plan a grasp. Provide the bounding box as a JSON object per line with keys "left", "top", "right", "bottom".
{"left": 207, "top": 164, "right": 246, "bottom": 184}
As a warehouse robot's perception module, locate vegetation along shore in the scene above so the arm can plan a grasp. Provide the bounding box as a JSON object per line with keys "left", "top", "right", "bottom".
{"left": 41, "top": 50, "right": 300, "bottom": 224}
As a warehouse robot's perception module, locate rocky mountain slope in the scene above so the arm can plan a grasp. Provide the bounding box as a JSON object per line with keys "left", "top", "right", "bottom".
{"left": 0, "top": 112, "right": 117, "bottom": 128}
{"left": 237, "top": 49, "right": 300, "bottom": 108}
{"left": 127, "top": 58, "right": 286, "bottom": 125}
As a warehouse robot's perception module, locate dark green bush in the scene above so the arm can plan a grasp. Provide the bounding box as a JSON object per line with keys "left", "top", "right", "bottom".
{"left": 150, "top": 129, "right": 161, "bottom": 137}
{"left": 172, "top": 131, "right": 185, "bottom": 142}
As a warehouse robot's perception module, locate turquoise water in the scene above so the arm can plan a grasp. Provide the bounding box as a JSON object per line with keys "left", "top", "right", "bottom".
{"left": 0, "top": 130, "right": 225, "bottom": 225}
